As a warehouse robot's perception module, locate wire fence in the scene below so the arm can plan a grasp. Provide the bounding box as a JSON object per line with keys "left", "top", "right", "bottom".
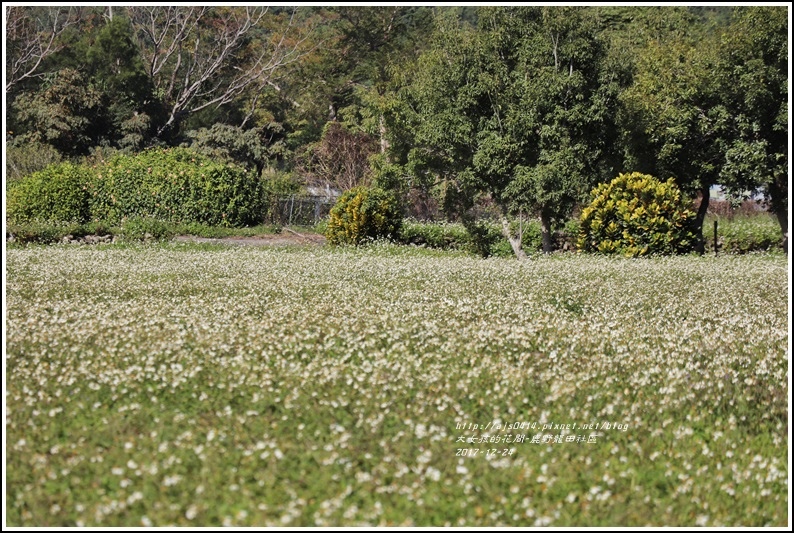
{"left": 267, "top": 195, "right": 335, "bottom": 226}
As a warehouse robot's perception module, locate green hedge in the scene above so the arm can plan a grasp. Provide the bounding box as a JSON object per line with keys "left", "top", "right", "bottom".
{"left": 90, "top": 148, "right": 263, "bottom": 226}
{"left": 399, "top": 220, "right": 471, "bottom": 249}
{"left": 7, "top": 148, "right": 265, "bottom": 227}
{"left": 6, "top": 162, "right": 93, "bottom": 224}
{"left": 704, "top": 214, "right": 783, "bottom": 253}
{"left": 401, "top": 219, "right": 582, "bottom": 257}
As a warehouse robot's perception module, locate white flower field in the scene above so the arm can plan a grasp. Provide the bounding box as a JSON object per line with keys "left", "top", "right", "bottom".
{"left": 4, "top": 242, "right": 789, "bottom": 526}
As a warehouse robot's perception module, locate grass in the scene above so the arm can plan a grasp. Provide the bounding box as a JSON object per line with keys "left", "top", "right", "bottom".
{"left": 5, "top": 219, "right": 297, "bottom": 245}
{"left": 703, "top": 213, "right": 784, "bottom": 253}
{"left": 4, "top": 242, "right": 789, "bottom": 526}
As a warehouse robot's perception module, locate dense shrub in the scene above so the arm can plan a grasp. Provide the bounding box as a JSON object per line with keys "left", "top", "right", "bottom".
{"left": 6, "top": 162, "right": 93, "bottom": 224}
{"left": 5, "top": 140, "right": 63, "bottom": 186}
{"left": 90, "top": 147, "right": 264, "bottom": 226}
{"left": 400, "top": 219, "right": 552, "bottom": 257}
{"left": 119, "top": 217, "right": 175, "bottom": 241}
{"left": 399, "top": 220, "right": 470, "bottom": 249}
{"left": 704, "top": 214, "right": 783, "bottom": 253}
{"left": 325, "top": 186, "right": 402, "bottom": 245}
{"left": 578, "top": 172, "right": 696, "bottom": 257}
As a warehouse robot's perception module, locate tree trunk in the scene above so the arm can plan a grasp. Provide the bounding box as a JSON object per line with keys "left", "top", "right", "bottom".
{"left": 379, "top": 115, "right": 390, "bottom": 156}
{"left": 768, "top": 175, "right": 788, "bottom": 253}
{"left": 540, "top": 209, "right": 554, "bottom": 254}
{"left": 693, "top": 185, "right": 710, "bottom": 255}
{"left": 500, "top": 218, "right": 526, "bottom": 261}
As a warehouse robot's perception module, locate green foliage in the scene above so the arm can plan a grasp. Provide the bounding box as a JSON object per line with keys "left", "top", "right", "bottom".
{"left": 325, "top": 186, "right": 402, "bottom": 245}
{"left": 512, "top": 219, "right": 543, "bottom": 252}
{"left": 705, "top": 214, "right": 783, "bottom": 254}
{"left": 6, "top": 221, "right": 78, "bottom": 245}
{"left": 5, "top": 140, "right": 63, "bottom": 185}
{"left": 369, "top": 153, "right": 406, "bottom": 195}
{"left": 6, "top": 162, "right": 93, "bottom": 224}
{"left": 6, "top": 220, "right": 117, "bottom": 246}
{"left": 85, "top": 16, "right": 156, "bottom": 151}
{"left": 400, "top": 219, "right": 544, "bottom": 258}
{"left": 118, "top": 217, "right": 174, "bottom": 241}
{"left": 716, "top": 7, "right": 787, "bottom": 247}
{"left": 90, "top": 148, "right": 264, "bottom": 227}
{"left": 578, "top": 172, "right": 696, "bottom": 257}
{"left": 561, "top": 218, "right": 581, "bottom": 250}
{"left": 399, "top": 220, "right": 471, "bottom": 249}
{"left": 84, "top": 16, "right": 151, "bottom": 105}
{"left": 619, "top": 31, "right": 726, "bottom": 195}
{"left": 12, "top": 69, "right": 104, "bottom": 156}
{"left": 185, "top": 123, "right": 288, "bottom": 174}
{"left": 391, "top": 7, "right": 625, "bottom": 256}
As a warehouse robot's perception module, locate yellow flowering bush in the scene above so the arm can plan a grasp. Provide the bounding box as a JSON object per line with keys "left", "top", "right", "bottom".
{"left": 325, "top": 186, "right": 402, "bottom": 245}
{"left": 577, "top": 172, "right": 696, "bottom": 257}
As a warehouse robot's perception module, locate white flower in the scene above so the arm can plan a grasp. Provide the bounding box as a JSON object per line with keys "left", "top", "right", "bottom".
{"left": 186, "top": 505, "right": 198, "bottom": 520}
{"left": 163, "top": 475, "right": 181, "bottom": 487}
{"left": 425, "top": 467, "right": 441, "bottom": 482}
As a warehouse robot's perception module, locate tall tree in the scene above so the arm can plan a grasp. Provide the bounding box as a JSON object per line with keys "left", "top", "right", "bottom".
{"left": 620, "top": 32, "right": 728, "bottom": 253}
{"left": 5, "top": 6, "right": 80, "bottom": 91}
{"left": 716, "top": 6, "right": 788, "bottom": 252}
{"left": 12, "top": 68, "right": 103, "bottom": 156}
{"left": 84, "top": 15, "right": 156, "bottom": 151}
{"left": 392, "top": 7, "right": 623, "bottom": 256}
{"left": 280, "top": 7, "right": 433, "bottom": 157}
{"left": 127, "top": 6, "right": 319, "bottom": 138}
{"left": 619, "top": 6, "right": 788, "bottom": 253}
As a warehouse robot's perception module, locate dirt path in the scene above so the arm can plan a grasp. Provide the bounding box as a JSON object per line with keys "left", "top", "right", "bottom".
{"left": 173, "top": 230, "right": 326, "bottom": 247}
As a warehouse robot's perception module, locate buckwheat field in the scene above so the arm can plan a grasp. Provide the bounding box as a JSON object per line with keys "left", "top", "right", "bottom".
{"left": 4, "top": 242, "right": 789, "bottom": 526}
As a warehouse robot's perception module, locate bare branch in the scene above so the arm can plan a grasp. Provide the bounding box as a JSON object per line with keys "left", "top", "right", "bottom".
{"left": 5, "top": 6, "right": 78, "bottom": 91}
{"left": 126, "top": 6, "right": 320, "bottom": 136}
{"left": 127, "top": 6, "right": 205, "bottom": 95}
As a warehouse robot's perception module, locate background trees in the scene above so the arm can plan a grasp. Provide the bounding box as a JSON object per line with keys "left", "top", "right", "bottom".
{"left": 382, "top": 7, "right": 625, "bottom": 257}
{"left": 715, "top": 7, "right": 788, "bottom": 250}
{"left": 4, "top": 5, "right": 788, "bottom": 252}
{"left": 620, "top": 32, "right": 727, "bottom": 253}
{"left": 5, "top": 6, "right": 79, "bottom": 91}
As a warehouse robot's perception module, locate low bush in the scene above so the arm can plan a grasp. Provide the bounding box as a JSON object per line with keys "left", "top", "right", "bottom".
{"left": 7, "top": 221, "right": 77, "bottom": 245}
{"left": 325, "top": 186, "right": 402, "bottom": 245}
{"left": 119, "top": 217, "right": 174, "bottom": 241}
{"left": 7, "top": 220, "right": 117, "bottom": 245}
{"left": 400, "top": 218, "right": 561, "bottom": 257}
{"left": 90, "top": 147, "right": 264, "bottom": 226}
{"left": 399, "top": 220, "right": 470, "bottom": 249}
{"left": 5, "top": 140, "right": 63, "bottom": 186}
{"left": 6, "top": 162, "right": 93, "bottom": 224}
{"left": 704, "top": 214, "right": 783, "bottom": 253}
{"left": 578, "top": 172, "right": 696, "bottom": 257}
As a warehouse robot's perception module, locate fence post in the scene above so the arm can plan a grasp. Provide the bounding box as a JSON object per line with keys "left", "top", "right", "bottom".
{"left": 289, "top": 195, "right": 294, "bottom": 226}
{"left": 713, "top": 220, "right": 718, "bottom": 256}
